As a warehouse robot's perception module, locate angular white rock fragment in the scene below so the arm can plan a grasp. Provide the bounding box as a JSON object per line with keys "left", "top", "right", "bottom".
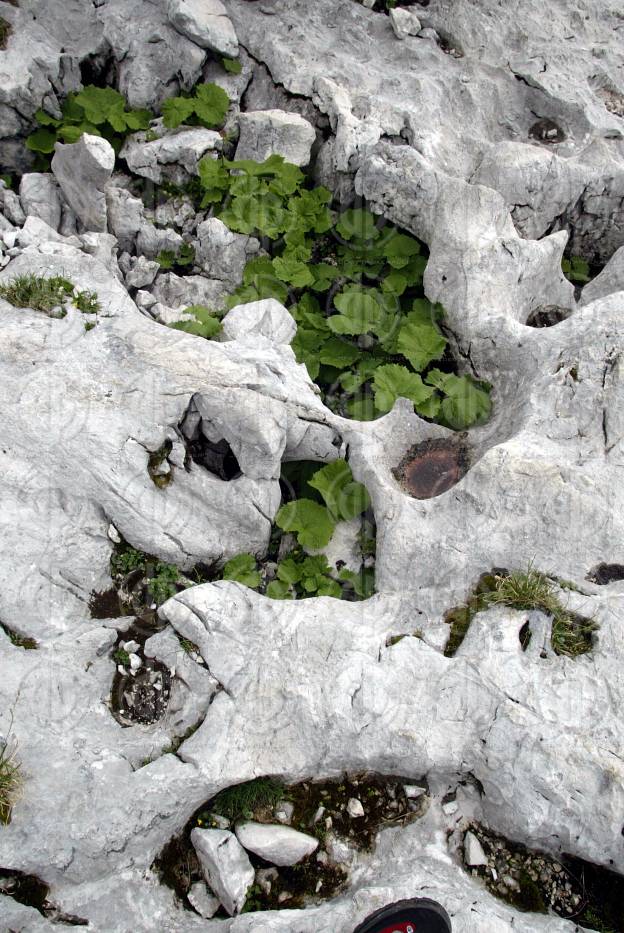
{"left": 346, "top": 797, "right": 365, "bottom": 818}
{"left": 105, "top": 187, "right": 145, "bottom": 253}
{"left": 167, "top": 0, "right": 238, "bottom": 57}
{"left": 195, "top": 217, "right": 259, "bottom": 288}
{"left": 389, "top": 7, "right": 422, "bottom": 39}
{"left": 222, "top": 298, "right": 297, "bottom": 345}
{"left": 235, "top": 821, "right": 319, "bottom": 866}
{"left": 274, "top": 800, "right": 294, "bottom": 824}
{"left": 235, "top": 110, "right": 316, "bottom": 167}
{"left": 442, "top": 800, "right": 459, "bottom": 815}
{"left": 187, "top": 881, "right": 221, "bottom": 919}
{"left": 190, "top": 828, "right": 254, "bottom": 916}
{"left": 121, "top": 127, "right": 222, "bottom": 184}
{"left": 403, "top": 784, "right": 427, "bottom": 799}
{"left": 19, "top": 173, "right": 62, "bottom": 232}
{"left": 52, "top": 135, "right": 115, "bottom": 233}
{"left": 464, "top": 831, "right": 489, "bottom": 867}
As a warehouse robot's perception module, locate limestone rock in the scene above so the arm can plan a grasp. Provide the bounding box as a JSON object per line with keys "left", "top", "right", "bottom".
{"left": 222, "top": 298, "right": 297, "bottom": 346}
{"left": 120, "top": 126, "right": 222, "bottom": 185}
{"left": 105, "top": 187, "right": 146, "bottom": 253}
{"left": 389, "top": 8, "right": 422, "bottom": 39}
{"left": 190, "top": 828, "right": 254, "bottom": 916}
{"left": 167, "top": 0, "right": 239, "bottom": 58}
{"left": 235, "top": 110, "right": 316, "bottom": 166}
{"left": 195, "top": 218, "right": 259, "bottom": 288}
{"left": 235, "top": 822, "right": 319, "bottom": 866}
{"left": 19, "top": 174, "right": 62, "bottom": 232}
{"left": 52, "top": 135, "right": 115, "bottom": 233}
{"left": 464, "top": 831, "right": 489, "bottom": 867}
{"left": 187, "top": 881, "right": 221, "bottom": 918}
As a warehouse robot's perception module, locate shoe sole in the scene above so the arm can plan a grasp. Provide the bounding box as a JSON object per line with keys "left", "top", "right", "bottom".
{"left": 352, "top": 897, "right": 452, "bottom": 933}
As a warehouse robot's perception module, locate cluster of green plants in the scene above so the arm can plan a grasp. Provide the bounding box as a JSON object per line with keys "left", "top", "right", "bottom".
{"left": 0, "top": 274, "right": 100, "bottom": 321}
{"left": 0, "top": 737, "right": 21, "bottom": 825}
{"left": 161, "top": 82, "right": 229, "bottom": 130}
{"left": 193, "top": 153, "right": 491, "bottom": 427}
{"left": 562, "top": 254, "right": 592, "bottom": 285}
{"left": 444, "top": 567, "right": 597, "bottom": 658}
{"left": 25, "top": 80, "right": 230, "bottom": 167}
{"left": 170, "top": 304, "right": 223, "bottom": 339}
{"left": 155, "top": 243, "right": 196, "bottom": 272}
{"left": 26, "top": 86, "right": 152, "bottom": 158}
{"left": 110, "top": 543, "right": 182, "bottom": 606}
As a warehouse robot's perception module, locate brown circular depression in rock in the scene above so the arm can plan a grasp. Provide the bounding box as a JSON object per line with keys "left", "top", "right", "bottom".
{"left": 394, "top": 438, "right": 469, "bottom": 499}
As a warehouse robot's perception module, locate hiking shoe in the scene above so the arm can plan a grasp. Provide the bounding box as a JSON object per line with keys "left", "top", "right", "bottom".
{"left": 353, "top": 898, "right": 452, "bottom": 933}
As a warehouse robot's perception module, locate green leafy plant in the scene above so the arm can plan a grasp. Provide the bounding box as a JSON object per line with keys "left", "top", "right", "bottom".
{"left": 276, "top": 458, "right": 370, "bottom": 549}
{"left": 210, "top": 778, "right": 284, "bottom": 821}
{"left": 0, "top": 738, "right": 22, "bottom": 825}
{"left": 26, "top": 86, "right": 151, "bottom": 159}
{"left": 170, "top": 304, "right": 222, "bottom": 339}
{"left": 562, "top": 255, "right": 591, "bottom": 285}
{"left": 110, "top": 544, "right": 147, "bottom": 576}
{"left": 222, "top": 57, "right": 242, "bottom": 74}
{"left": 0, "top": 274, "right": 100, "bottom": 318}
{"left": 113, "top": 647, "right": 131, "bottom": 666}
{"left": 202, "top": 155, "right": 492, "bottom": 429}
{"left": 156, "top": 242, "right": 195, "bottom": 272}
{"left": 222, "top": 553, "right": 262, "bottom": 589}
{"left": 161, "top": 82, "right": 229, "bottom": 130}
{"left": 147, "top": 562, "right": 180, "bottom": 605}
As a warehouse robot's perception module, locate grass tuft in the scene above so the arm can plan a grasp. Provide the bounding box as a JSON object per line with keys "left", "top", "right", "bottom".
{"left": 444, "top": 567, "right": 597, "bottom": 658}
{"left": 0, "top": 274, "right": 100, "bottom": 317}
{"left": 211, "top": 778, "right": 284, "bottom": 821}
{"left": 0, "top": 739, "right": 22, "bottom": 824}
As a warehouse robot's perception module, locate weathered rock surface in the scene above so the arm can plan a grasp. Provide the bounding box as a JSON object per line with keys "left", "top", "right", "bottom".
{"left": 235, "top": 821, "right": 319, "bottom": 866}
{"left": 1, "top": 0, "right": 624, "bottom": 930}
{"left": 235, "top": 109, "right": 316, "bottom": 166}
{"left": 52, "top": 135, "right": 115, "bottom": 232}
{"left": 167, "top": 0, "right": 239, "bottom": 58}
{"left": 190, "top": 828, "right": 254, "bottom": 915}
{"left": 222, "top": 297, "right": 297, "bottom": 345}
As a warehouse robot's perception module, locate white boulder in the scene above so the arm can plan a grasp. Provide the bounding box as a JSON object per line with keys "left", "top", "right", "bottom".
{"left": 235, "top": 821, "right": 319, "bottom": 866}
{"left": 190, "top": 828, "right": 254, "bottom": 916}
{"left": 52, "top": 134, "right": 115, "bottom": 232}
{"left": 235, "top": 109, "right": 316, "bottom": 167}
{"left": 167, "top": 0, "right": 238, "bottom": 57}
{"left": 222, "top": 298, "right": 297, "bottom": 345}
{"left": 389, "top": 7, "right": 422, "bottom": 39}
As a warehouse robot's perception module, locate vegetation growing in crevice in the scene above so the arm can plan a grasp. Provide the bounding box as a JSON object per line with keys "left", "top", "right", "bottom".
{"left": 444, "top": 567, "right": 597, "bottom": 658}
{"left": 0, "top": 737, "right": 22, "bottom": 824}
{"left": 0, "top": 17, "right": 11, "bottom": 50}
{"left": 155, "top": 772, "right": 427, "bottom": 916}
{"left": 155, "top": 242, "right": 196, "bottom": 272}
{"left": 170, "top": 304, "right": 223, "bottom": 339}
{"left": 192, "top": 154, "right": 491, "bottom": 428}
{"left": 0, "top": 274, "right": 100, "bottom": 319}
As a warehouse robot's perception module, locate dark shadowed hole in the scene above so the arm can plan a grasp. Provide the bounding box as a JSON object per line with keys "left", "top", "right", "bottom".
{"left": 587, "top": 563, "right": 624, "bottom": 585}
{"left": 518, "top": 621, "right": 532, "bottom": 651}
{"left": 0, "top": 870, "right": 88, "bottom": 925}
{"left": 188, "top": 435, "right": 242, "bottom": 481}
{"left": 529, "top": 118, "right": 566, "bottom": 144}
{"left": 525, "top": 305, "right": 572, "bottom": 328}
{"left": 89, "top": 587, "right": 124, "bottom": 619}
{"left": 393, "top": 438, "right": 469, "bottom": 500}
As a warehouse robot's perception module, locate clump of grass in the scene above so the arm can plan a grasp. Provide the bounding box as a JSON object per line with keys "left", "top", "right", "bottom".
{"left": 211, "top": 778, "right": 284, "bottom": 821}
{"left": 0, "top": 739, "right": 22, "bottom": 824}
{"left": 444, "top": 567, "right": 597, "bottom": 658}
{"left": 0, "top": 274, "right": 100, "bottom": 318}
